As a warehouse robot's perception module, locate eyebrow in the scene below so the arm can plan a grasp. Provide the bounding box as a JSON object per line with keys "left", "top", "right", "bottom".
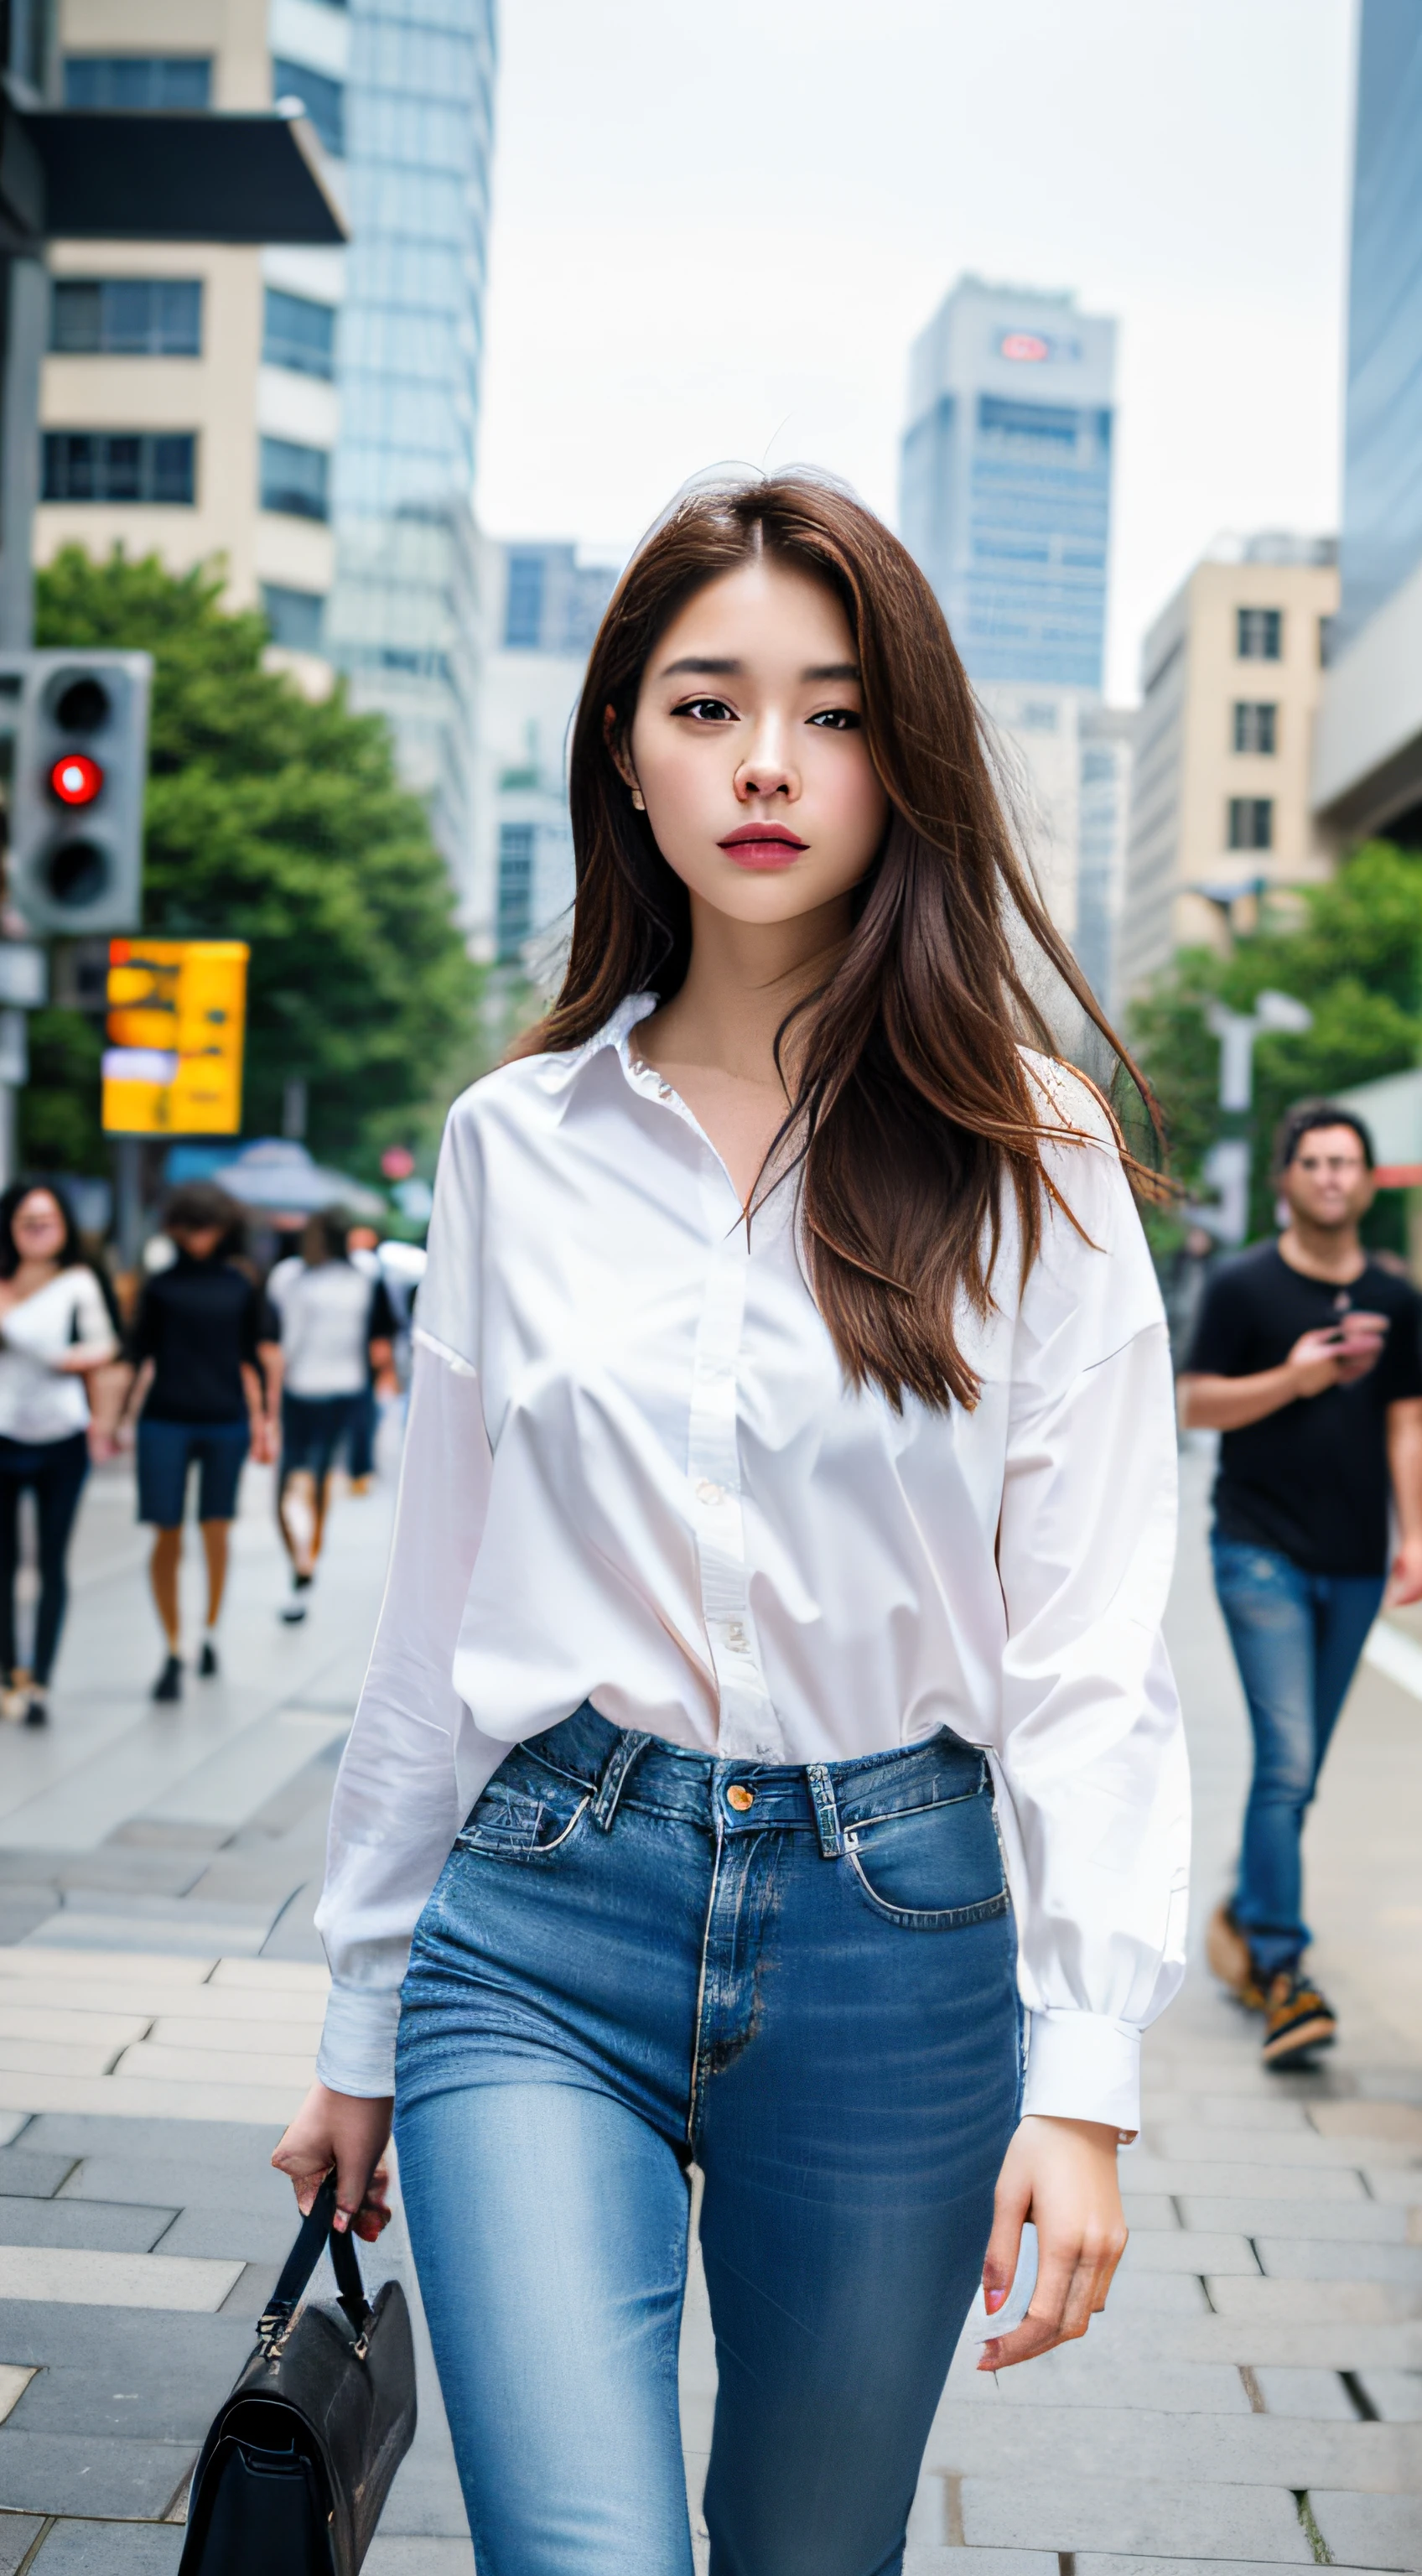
{"left": 658, "top": 656, "right": 862, "bottom": 682}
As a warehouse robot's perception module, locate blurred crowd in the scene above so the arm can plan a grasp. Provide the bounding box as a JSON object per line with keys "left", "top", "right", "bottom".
{"left": 0, "top": 1174, "right": 424, "bottom": 1723}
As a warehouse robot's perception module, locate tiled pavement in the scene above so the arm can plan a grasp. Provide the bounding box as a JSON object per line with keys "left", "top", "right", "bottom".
{"left": 0, "top": 1437, "right": 1414, "bottom": 2570}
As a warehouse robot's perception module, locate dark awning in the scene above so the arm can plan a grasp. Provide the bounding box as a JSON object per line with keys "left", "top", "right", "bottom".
{"left": 3, "top": 104, "right": 345, "bottom": 249}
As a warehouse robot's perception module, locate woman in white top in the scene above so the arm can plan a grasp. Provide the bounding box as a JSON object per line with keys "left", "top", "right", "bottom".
{"left": 0, "top": 1181, "right": 119, "bottom": 1725}
{"left": 267, "top": 1210, "right": 395, "bottom": 1620}
{"left": 275, "top": 476, "right": 1188, "bottom": 2576}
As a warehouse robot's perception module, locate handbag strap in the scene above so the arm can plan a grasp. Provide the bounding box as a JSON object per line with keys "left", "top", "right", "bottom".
{"left": 258, "top": 2173, "right": 374, "bottom": 2346}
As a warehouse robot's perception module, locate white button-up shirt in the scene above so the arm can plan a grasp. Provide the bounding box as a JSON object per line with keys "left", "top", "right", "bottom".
{"left": 315, "top": 995, "right": 1189, "bottom": 2129}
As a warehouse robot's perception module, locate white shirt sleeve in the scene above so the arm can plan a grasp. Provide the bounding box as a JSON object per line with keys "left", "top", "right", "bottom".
{"left": 314, "top": 1109, "right": 508, "bottom": 2096}
{"left": 993, "top": 1075, "right": 1190, "bottom": 2133}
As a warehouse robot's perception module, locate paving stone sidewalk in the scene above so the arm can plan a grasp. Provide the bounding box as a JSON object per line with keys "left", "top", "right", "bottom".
{"left": 0, "top": 1436, "right": 1413, "bottom": 2571}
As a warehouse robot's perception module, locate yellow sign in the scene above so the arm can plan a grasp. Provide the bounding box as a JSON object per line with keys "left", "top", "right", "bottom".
{"left": 101, "top": 938, "right": 249, "bottom": 1135}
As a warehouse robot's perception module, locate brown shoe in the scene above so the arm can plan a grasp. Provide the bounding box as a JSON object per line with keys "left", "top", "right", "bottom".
{"left": 1207, "top": 1902, "right": 1265, "bottom": 2011}
{"left": 1261, "top": 1968, "right": 1336, "bottom": 2069}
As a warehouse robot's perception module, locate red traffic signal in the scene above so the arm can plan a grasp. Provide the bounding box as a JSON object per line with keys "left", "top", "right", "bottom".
{"left": 49, "top": 752, "right": 104, "bottom": 808}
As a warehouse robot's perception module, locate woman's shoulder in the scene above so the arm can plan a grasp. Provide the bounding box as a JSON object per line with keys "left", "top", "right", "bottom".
{"left": 443, "top": 1032, "right": 605, "bottom": 1149}
{"left": 1019, "top": 1046, "right": 1118, "bottom": 1155}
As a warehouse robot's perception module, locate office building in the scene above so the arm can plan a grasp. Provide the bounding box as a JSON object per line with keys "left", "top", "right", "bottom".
{"left": 900, "top": 275, "right": 1116, "bottom": 693}
{"left": 1312, "top": 0, "right": 1422, "bottom": 849}
{"left": 473, "top": 539, "right": 619, "bottom": 965}
{"left": 1075, "top": 704, "right": 1134, "bottom": 1013}
{"left": 1118, "top": 536, "right": 1338, "bottom": 995}
{"left": 34, "top": 0, "right": 496, "bottom": 904}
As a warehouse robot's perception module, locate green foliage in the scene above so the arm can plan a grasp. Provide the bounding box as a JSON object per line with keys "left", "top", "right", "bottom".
{"left": 32, "top": 548, "right": 480, "bottom": 1171}
{"left": 1129, "top": 842, "right": 1422, "bottom": 1244}
{"left": 18, "top": 1007, "right": 105, "bottom": 1171}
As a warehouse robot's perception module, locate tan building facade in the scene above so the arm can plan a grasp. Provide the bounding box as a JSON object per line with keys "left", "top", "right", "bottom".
{"left": 1118, "top": 536, "right": 1339, "bottom": 996}
{"left": 35, "top": 0, "right": 345, "bottom": 695}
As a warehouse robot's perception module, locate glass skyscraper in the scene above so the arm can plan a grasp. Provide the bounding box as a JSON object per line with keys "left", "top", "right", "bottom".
{"left": 1336, "top": 0, "right": 1422, "bottom": 652}
{"left": 324, "top": 0, "right": 497, "bottom": 896}
{"left": 899, "top": 276, "right": 1116, "bottom": 690}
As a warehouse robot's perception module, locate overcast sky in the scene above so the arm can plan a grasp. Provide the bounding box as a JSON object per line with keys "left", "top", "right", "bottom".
{"left": 475, "top": 0, "right": 1355, "bottom": 704}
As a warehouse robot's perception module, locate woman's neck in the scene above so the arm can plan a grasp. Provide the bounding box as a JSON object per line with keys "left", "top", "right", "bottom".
{"left": 4, "top": 1258, "right": 60, "bottom": 1300}
{"left": 645, "top": 892, "right": 853, "bottom": 1089}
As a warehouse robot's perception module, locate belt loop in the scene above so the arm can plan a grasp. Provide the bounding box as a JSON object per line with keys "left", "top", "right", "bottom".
{"left": 805, "top": 1762, "right": 844, "bottom": 1858}
{"left": 592, "top": 1730, "right": 651, "bottom": 1832}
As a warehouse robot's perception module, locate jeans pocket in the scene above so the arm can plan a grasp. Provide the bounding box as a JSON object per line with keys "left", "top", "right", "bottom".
{"left": 847, "top": 1786, "right": 1009, "bottom": 1928}
{"left": 454, "top": 1753, "right": 590, "bottom": 1862}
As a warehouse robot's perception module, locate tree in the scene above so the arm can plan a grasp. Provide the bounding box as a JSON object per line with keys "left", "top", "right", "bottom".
{"left": 1129, "top": 842, "right": 1422, "bottom": 1247}
{"left": 23, "top": 549, "right": 479, "bottom": 1173}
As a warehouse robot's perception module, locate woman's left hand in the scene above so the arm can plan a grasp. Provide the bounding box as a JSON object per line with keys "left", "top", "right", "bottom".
{"left": 978, "top": 2113, "right": 1129, "bottom": 2370}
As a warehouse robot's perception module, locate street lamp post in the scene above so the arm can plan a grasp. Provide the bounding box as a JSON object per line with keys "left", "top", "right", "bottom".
{"left": 1194, "top": 989, "right": 1314, "bottom": 1245}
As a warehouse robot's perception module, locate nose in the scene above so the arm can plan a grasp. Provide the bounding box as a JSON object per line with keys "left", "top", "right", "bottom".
{"left": 734, "top": 712, "right": 799, "bottom": 805}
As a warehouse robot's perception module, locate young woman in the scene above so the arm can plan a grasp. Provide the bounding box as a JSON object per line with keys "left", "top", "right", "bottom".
{"left": 276, "top": 477, "right": 1189, "bottom": 2576}
{"left": 267, "top": 1210, "right": 396, "bottom": 1620}
{"left": 123, "top": 1184, "right": 279, "bottom": 1701}
{"left": 0, "top": 1181, "right": 119, "bottom": 1725}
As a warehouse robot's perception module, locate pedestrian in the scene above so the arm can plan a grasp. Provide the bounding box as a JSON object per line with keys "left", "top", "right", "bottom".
{"left": 275, "top": 474, "right": 1188, "bottom": 2576}
{"left": 1181, "top": 1099, "right": 1422, "bottom": 2067}
{"left": 0, "top": 1180, "right": 121, "bottom": 1726}
{"left": 122, "top": 1184, "right": 280, "bottom": 1703}
{"left": 267, "top": 1210, "right": 396, "bottom": 1619}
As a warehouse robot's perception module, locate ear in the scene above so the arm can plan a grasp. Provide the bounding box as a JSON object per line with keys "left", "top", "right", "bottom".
{"left": 604, "top": 701, "right": 639, "bottom": 794}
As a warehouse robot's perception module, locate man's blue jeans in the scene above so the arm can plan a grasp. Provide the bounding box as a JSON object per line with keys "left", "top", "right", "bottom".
{"left": 394, "top": 1704, "right": 1022, "bottom": 2576}
{"left": 1212, "top": 1536, "right": 1383, "bottom": 1978}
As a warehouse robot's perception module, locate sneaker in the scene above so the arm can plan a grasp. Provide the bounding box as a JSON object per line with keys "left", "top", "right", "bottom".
{"left": 152, "top": 1654, "right": 183, "bottom": 1705}
{"left": 22, "top": 1691, "right": 48, "bottom": 1727}
{"left": 1207, "top": 1902, "right": 1265, "bottom": 2011}
{"left": 1261, "top": 1967, "right": 1336, "bottom": 2069}
{"left": 280, "top": 1571, "right": 314, "bottom": 1627}
{"left": 198, "top": 1639, "right": 219, "bottom": 1679}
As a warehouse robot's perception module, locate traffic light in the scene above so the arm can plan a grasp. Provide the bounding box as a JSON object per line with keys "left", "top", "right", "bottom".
{"left": 7, "top": 651, "right": 153, "bottom": 934}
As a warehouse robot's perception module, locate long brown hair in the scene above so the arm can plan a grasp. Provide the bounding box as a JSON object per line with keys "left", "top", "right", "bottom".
{"left": 522, "top": 473, "right": 1159, "bottom": 1412}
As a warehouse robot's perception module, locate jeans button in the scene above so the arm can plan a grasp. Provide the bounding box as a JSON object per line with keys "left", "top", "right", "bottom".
{"left": 726, "top": 1784, "right": 755, "bottom": 1812}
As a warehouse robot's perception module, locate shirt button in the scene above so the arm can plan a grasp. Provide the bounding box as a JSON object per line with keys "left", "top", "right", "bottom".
{"left": 695, "top": 1479, "right": 725, "bottom": 1505}
{"left": 657, "top": 1081, "right": 674, "bottom": 1101}
{"left": 727, "top": 1784, "right": 755, "bottom": 1812}
{"left": 724, "top": 1620, "right": 747, "bottom": 1650}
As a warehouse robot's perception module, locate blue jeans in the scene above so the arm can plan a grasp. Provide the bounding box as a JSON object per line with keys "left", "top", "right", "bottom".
{"left": 395, "top": 1704, "right": 1022, "bottom": 2576}
{"left": 1212, "top": 1536, "right": 1383, "bottom": 1977}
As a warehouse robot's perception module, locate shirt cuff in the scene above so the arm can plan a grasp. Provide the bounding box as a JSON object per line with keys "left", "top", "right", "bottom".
{"left": 1022, "top": 2007, "right": 1140, "bottom": 2134}
{"left": 314, "top": 1980, "right": 402, "bottom": 2099}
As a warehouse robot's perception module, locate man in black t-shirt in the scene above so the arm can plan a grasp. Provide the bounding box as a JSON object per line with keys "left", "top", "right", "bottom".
{"left": 1181, "top": 1101, "right": 1422, "bottom": 2069}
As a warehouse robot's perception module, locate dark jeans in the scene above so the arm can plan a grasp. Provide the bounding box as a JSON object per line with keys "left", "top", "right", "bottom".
{"left": 347, "top": 1381, "right": 377, "bottom": 1480}
{"left": 0, "top": 1430, "right": 90, "bottom": 1686}
{"left": 396, "top": 1703, "right": 1022, "bottom": 2576}
{"left": 1212, "top": 1535, "right": 1383, "bottom": 1977}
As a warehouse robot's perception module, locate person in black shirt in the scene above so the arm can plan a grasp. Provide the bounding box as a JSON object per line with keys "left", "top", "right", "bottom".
{"left": 1181, "top": 1100, "right": 1422, "bottom": 2069}
{"left": 122, "top": 1186, "right": 280, "bottom": 1703}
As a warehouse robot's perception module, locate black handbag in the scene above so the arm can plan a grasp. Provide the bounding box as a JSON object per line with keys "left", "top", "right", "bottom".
{"left": 178, "top": 2175, "right": 417, "bottom": 2576}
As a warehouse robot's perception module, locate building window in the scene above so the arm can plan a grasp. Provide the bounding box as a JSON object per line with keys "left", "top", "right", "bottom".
{"left": 50, "top": 278, "right": 201, "bottom": 357}
{"left": 1236, "top": 606, "right": 1282, "bottom": 660}
{"left": 272, "top": 58, "right": 345, "bottom": 156}
{"left": 1227, "top": 797, "right": 1274, "bottom": 852}
{"left": 64, "top": 55, "right": 211, "bottom": 108}
{"left": 41, "top": 430, "right": 195, "bottom": 504}
{"left": 504, "top": 553, "right": 546, "bottom": 649}
{"left": 496, "top": 823, "right": 534, "bottom": 957}
{"left": 258, "top": 435, "right": 330, "bottom": 522}
{"left": 262, "top": 288, "right": 335, "bottom": 380}
{"left": 262, "top": 584, "right": 325, "bottom": 653}
{"left": 1233, "top": 701, "right": 1277, "bottom": 756}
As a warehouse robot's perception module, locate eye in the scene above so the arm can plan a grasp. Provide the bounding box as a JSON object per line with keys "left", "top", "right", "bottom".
{"left": 807, "top": 708, "right": 861, "bottom": 730}
{"left": 672, "top": 696, "right": 736, "bottom": 723}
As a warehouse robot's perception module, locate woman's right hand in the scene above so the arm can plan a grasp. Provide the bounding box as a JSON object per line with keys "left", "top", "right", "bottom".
{"left": 272, "top": 2081, "right": 395, "bottom": 2240}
